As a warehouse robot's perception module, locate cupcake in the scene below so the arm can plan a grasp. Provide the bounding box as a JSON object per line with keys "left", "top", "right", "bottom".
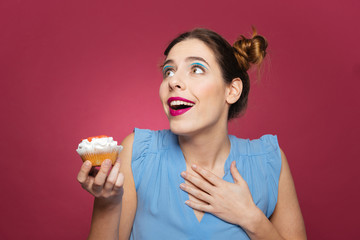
{"left": 76, "top": 135, "right": 123, "bottom": 166}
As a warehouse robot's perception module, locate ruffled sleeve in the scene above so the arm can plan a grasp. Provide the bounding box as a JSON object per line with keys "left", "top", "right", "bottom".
{"left": 260, "top": 134, "right": 282, "bottom": 217}
{"left": 132, "top": 128, "right": 154, "bottom": 190}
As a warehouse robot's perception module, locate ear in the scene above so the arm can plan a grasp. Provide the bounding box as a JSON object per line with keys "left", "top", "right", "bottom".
{"left": 226, "top": 78, "right": 243, "bottom": 104}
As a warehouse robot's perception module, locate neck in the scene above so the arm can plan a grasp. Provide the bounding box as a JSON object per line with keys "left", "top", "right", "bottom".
{"left": 178, "top": 124, "right": 231, "bottom": 171}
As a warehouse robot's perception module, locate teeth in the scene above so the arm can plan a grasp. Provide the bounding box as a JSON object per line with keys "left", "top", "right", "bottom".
{"left": 170, "top": 100, "right": 195, "bottom": 107}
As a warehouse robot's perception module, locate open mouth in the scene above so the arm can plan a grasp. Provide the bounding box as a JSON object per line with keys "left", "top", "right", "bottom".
{"left": 167, "top": 98, "right": 195, "bottom": 116}
{"left": 170, "top": 100, "right": 195, "bottom": 110}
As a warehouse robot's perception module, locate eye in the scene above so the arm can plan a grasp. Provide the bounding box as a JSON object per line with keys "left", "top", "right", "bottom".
{"left": 191, "top": 65, "right": 205, "bottom": 74}
{"left": 163, "top": 69, "right": 175, "bottom": 78}
{"left": 162, "top": 65, "right": 175, "bottom": 78}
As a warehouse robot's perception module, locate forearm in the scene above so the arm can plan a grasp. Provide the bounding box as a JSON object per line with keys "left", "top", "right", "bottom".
{"left": 241, "top": 208, "right": 285, "bottom": 240}
{"left": 88, "top": 198, "right": 122, "bottom": 240}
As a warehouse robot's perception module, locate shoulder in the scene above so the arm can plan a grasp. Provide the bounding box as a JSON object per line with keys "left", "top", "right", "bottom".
{"left": 277, "top": 147, "right": 290, "bottom": 184}
{"left": 279, "top": 148, "right": 287, "bottom": 169}
{"left": 122, "top": 132, "right": 135, "bottom": 147}
{"left": 118, "top": 132, "right": 135, "bottom": 171}
{"left": 132, "top": 128, "right": 174, "bottom": 154}
{"left": 257, "top": 134, "right": 280, "bottom": 153}
{"left": 230, "top": 134, "right": 280, "bottom": 156}
{"left": 129, "top": 128, "right": 176, "bottom": 171}
{"left": 277, "top": 147, "right": 293, "bottom": 190}
{"left": 279, "top": 147, "right": 292, "bottom": 181}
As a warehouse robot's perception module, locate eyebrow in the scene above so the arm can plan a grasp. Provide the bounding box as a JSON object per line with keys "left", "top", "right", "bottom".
{"left": 162, "top": 56, "right": 210, "bottom": 69}
{"left": 190, "top": 62, "right": 208, "bottom": 69}
{"left": 162, "top": 65, "right": 173, "bottom": 73}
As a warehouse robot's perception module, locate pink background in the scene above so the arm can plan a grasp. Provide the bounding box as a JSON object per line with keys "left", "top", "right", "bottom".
{"left": 1, "top": 0, "right": 359, "bottom": 239}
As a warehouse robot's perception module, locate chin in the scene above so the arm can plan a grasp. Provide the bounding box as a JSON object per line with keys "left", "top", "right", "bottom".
{"left": 169, "top": 120, "right": 198, "bottom": 137}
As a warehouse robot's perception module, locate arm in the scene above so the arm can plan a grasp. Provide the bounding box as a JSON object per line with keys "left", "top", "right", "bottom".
{"left": 118, "top": 133, "right": 137, "bottom": 240}
{"left": 267, "top": 148, "right": 307, "bottom": 239}
{"left": 77, "top": 133, "right": 137, "bottom": 240}
{"left": 241, "top": 148, "right": 306, "bottom": 239}
{"left": 90, "top": 133, "right": 137, "bottom": 240}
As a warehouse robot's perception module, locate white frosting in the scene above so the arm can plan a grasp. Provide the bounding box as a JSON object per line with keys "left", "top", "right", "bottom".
{"left": 76, "top": 137, "right": 123, "bottom": 155}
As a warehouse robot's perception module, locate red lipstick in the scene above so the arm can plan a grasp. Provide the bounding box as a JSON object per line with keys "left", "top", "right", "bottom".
{"left": 167, "top": 97, "right": 195, "bottom": 116}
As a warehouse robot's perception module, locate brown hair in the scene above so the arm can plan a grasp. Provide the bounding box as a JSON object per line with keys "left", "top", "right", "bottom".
{"left": 163, "top": 27, "right": 268, "bottom": 119}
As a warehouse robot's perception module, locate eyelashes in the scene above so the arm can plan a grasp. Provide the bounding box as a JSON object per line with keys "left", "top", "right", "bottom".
{"left": 190, "top": 62, "right": 208, "bottom": 70}
{"left": 162, "top": 63, "right": 207, "bottom": 78}
{"left": 190, "top": 64, "right": 206, "bottom": 74}
{"left": 162, "top": 65, "right": 175, "bottom": 78}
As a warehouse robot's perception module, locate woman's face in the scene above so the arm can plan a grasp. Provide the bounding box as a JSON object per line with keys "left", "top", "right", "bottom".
{"left": 159, "top": 39, "right": 231, "bottom": 136}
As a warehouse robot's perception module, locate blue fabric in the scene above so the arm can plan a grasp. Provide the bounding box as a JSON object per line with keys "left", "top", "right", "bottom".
{"left": 130, "top": 128, "right": 282, "bottom": 240}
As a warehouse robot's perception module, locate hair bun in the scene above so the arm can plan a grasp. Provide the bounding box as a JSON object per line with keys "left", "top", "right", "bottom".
{"left": 233, "top": 27, "right": 268, "bottom": 71}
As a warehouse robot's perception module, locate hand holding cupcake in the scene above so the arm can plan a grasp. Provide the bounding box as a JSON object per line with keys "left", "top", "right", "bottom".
{"left": 76, "top": 135, "right": 125, "bottom": 202}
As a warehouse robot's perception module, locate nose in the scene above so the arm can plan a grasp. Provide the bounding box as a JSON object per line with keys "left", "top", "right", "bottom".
{"left": 168, "top": 74, "right": 186, "bottom": 91}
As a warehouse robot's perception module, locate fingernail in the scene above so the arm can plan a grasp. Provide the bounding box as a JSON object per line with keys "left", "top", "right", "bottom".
{"left": 104, "top": 159, "right": 111, "bottom": 166}
{"left": 181, "top": 172, "right": 186, "bottom": 177}
{"left": 185, "top": 200, "right": 190, "bottom": 204}
{"left": 85, "top": 161, "right": 91, "bottom": 167}
{"left": 192, "top": 164, "right": 197, "bottom": 169}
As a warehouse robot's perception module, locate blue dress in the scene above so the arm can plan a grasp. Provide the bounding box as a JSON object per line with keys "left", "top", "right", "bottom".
{"left": 130, "top": 128, "right": 282, "bottom": 240}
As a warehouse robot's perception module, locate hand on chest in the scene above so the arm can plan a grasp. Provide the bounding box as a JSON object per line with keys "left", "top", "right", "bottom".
{"left": 183, "top": 164, "right": 226, "bottom": 222}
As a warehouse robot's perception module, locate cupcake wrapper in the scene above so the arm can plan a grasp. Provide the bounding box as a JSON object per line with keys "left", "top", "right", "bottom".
{"left": 78, "top": 146, "right": 123, "bottom": 166}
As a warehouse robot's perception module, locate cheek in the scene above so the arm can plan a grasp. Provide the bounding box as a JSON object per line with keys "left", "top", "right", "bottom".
{"left": 196, "top": 81, "right": 225, "bottom": 103}
{"left": 159, "top": 82, "right": 167, "bottom": 100}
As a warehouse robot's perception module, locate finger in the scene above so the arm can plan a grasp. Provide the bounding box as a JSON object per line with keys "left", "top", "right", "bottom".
{"left": 77, "top": 160, "right": 92, "bottom": 184}
{"left": 181, "top": 171, "right": 214, "bottom": 195}
{"left": 92, "top": 159, "right": 112, "bottom": 193}
{"left": 103, "top": 161, "right": 121, "bottom": 192}
{"left": 113, "top": 172, "right": 124, "bottom": 194}
{"left": 230, "top": 161, "right": 245, "bottom": 184}
{"left": 191, "top": 164, "right": 222, "bottom": 186}
{"left": 185, "top": 200, "right": 213, "bottom": 213}
{"left": 180, "top": 183, "right": 213, "bottom": 204}
{"left": 82, "top": 176, "right": 95, "bottom": 192}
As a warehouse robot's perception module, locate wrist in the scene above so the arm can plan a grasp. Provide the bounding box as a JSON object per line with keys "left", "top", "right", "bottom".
{"left": 94, "top": 196, "right": 123, "bottom": 211}
{"left": 89, "top": 197, "right": 122, "bottom": 240}
{"left": 238, "top": 205, "right": 264, "bottom": 234}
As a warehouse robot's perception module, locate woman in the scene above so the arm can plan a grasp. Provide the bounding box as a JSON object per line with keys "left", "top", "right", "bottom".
{"left": 77, "top": 28, "right": 307, "bottom": 239}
